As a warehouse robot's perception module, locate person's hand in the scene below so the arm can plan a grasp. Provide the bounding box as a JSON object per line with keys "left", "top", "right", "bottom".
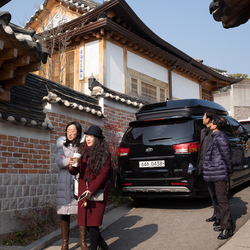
{"left": 61, "top": 155, "right": 66, "bottom": 159}
{"left": 85, "top": 191, "right": 92, "bottom": 200}
{"left": 69, "top": 157, "right": 75, "bottom": 169}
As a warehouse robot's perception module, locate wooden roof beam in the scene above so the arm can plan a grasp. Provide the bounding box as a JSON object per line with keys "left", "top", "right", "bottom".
{"left": 20, "top": 62, "right": 41, "bottom": 73}
{"left": 132, "top": 44, "right": 138, "bottom": 50}
{"left": 10, "top": 56, "right": 31, "bottom": 67}
{"left": 0, "top": 40, "right": 4, "bottom": 50}
{"left": 83, "top": 34, "right": 91, "bottom": 40}
{"left": 2, "top": 75, "right": 26, "bottom": 90}
{"left": 0, "top": 88, "right": 10, "bottom": 102}
{"left": 107, "top": 10, "right": 116, "bottom": 19}
{"left": 0, "top": 69, "right": 14, "bottom": 80}
{"left": 0, "top": 48, "right": 18, "bottom": 60}
{"left": 120, "top": 37, "right": 127, "bottom": 44}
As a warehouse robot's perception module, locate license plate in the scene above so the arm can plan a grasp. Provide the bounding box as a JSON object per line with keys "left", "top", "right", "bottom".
{"left": 139, "top": 160, "right": 165, "bottom": 168}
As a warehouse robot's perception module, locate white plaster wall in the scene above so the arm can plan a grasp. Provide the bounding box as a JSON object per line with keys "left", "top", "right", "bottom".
{"left": 104, "top": 98, "right": 140, "bottom": 114}
{"left": 85, "top": 41, "right": 99, "bottom": 77}
{"left": 106, "top": 42, "right": 124, "bottom": 92}
{"left": 232, "top": 84, "right": 250, "bottom": 106}
{"left": 214, "top": 91, "right": 231, "bottom": 113}
{"left": 43, "top": 102, "right": 104, "bottom": 127}
{"left": 0, "top": 123, "right": 50, "bottom": 140}
{"left": 172, "top": 72, "right": 200, "bottom": 99}
{"left": 127, "top": 51, "right": 168, "bottom": 82}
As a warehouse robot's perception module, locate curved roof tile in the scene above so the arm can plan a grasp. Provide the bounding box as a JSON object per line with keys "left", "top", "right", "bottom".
{"left": 0, "top": 11, "right": 49, "bottom": 64}
{"left": 0, "top": 73, "right": 104, "bottom": 130}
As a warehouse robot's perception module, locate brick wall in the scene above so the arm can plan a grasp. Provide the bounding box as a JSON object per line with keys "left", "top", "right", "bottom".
{"left": 103, "top": 103, "right": 136, "bottom": 132}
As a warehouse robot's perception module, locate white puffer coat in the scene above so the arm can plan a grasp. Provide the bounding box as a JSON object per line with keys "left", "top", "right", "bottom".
{"left": 56, "top": 136, "right": 79, "bottom": 215}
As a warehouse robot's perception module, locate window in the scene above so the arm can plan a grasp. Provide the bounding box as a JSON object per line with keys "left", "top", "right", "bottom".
{"left": 124, "top": 119, "right": 193, "bottom": 145}
{"left": 141, "top": 81, "right": 157, "bottom": 101}
{"left": 131, "top": 77, "right": 138, "bottom": 96}
{"left": 128, "top": 69, "right": 168, "bottom": 102}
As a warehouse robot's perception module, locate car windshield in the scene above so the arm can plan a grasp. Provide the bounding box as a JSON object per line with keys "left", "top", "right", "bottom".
{"left": 123, "top": 120, "right": 193, "bottom": 144}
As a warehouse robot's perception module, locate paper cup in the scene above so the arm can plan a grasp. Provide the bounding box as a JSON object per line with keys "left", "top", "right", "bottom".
{"left": 72, "top": 153, "right": 81, "bottom": 167}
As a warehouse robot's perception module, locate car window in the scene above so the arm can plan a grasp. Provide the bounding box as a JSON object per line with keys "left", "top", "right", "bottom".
{"left": 225, "top": 118, "right": 247, "bottom": 139}
{"left": 123, "top": 120, "right": 193, "bottom": 144}
{"left": 241, "top": 122, "right": 250, "bottom": 132}
{"left": 194, "top": 119, "right": 204, "bottom": 141}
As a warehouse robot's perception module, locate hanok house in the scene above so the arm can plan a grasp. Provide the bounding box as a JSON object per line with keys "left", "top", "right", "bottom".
{"left": 26, "top": 0, "right": 240, "bottom": 101}
{"left": 0, "top": 0, "right": 241, "bottom": 239}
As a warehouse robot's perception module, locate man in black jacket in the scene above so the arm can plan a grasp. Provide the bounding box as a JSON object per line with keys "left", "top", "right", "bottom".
{"left": 196, "top": 110, "right": 221, "bottom": 227}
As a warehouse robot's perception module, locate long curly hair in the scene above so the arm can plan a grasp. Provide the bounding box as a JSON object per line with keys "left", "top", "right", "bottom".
{"left": 88, "top": 137, "right": 110, "bottom": 176}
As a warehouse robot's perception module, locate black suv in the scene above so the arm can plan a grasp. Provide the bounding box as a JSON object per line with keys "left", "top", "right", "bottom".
{"left": 117, "top": 99, "right": 250, "bottom": 199}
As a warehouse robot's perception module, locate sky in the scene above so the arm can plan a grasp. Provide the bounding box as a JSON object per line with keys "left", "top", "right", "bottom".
{"left": 2, "top": 0, "right": 250, "bottom": 77}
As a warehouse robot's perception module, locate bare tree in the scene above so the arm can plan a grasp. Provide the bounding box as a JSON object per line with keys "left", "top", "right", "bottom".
{"left": 35, "top": 7, "right": 86, "bottom": 86}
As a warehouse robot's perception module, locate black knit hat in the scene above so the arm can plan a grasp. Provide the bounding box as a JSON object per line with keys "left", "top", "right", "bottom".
{"left": 84, "top": 125, "right": 105, "bottom": 138}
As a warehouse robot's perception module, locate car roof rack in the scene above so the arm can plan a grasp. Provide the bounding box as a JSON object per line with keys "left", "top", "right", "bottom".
{"left": 136, "top": 99, "right": 228, "bottom": 121}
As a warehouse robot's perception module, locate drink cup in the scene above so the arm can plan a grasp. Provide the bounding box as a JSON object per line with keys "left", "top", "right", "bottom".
{"left": 72, "top": 153, "right": 81, "bottom": 167}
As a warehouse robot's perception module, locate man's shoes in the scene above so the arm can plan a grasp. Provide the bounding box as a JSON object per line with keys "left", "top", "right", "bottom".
{"left": 213, "top": 218, "right": 221, "bottom": 227}
{"left": 214, "top": 226, "right": 222, "bottom": 231}
{"left": 206, "top": 215, "right": 216, "bottom": 222}
{"left": 217, "top": 229, "right": 233, "bottom": 240}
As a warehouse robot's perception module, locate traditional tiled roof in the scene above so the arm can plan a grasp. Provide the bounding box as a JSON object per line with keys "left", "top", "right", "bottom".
{"left": 209, "top": 0, "right": 250, "bottom": 28}
{"left": 25, "top": 0, "right": 102, "bottom": 28}
{"left": 0, "top": 73, "right": 104, "bottom": 129}
{"left": 0, "top": 11, "right": 49, "bottom": 64}
{"left": 0, "top": 0, "right": 11, "bottom": 8}
{"left": 0, "top": 11, "right": 49, "bottom": 100}
{"left": 92, "top": 85, "right": 150, "bottom": 108}
{"left": 49, "top": 0, "right": 240, "bottom": 87}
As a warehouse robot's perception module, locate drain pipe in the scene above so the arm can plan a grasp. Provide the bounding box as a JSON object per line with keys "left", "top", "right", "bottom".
{"left": 168, "top": 60, "right": 179, "bottom": 100}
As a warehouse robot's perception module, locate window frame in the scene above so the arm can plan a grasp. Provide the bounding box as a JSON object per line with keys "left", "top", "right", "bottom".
{"left": 127, "top": 68, "right": 168, "bottom": 102}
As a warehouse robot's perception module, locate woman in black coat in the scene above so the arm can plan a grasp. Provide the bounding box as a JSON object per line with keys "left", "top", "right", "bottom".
{"left": 203, "top": 116, "right": 233, "bottom": 240}
{"left": 69, "top": 125, "right": 110, "bottom": 250}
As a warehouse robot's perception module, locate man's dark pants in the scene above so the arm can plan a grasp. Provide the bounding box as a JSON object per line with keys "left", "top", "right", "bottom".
{"left": 214, "top": 181, "right": 232, "bottom": 230}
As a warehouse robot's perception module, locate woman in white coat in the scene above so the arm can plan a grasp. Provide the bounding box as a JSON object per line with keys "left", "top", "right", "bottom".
{"left": 56, "top": 121, "right": 87, "bottom": 250}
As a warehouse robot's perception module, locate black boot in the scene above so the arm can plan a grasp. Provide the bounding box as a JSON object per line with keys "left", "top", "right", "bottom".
{"left": 98, "top": 238, "right": 109, "bottom": 250}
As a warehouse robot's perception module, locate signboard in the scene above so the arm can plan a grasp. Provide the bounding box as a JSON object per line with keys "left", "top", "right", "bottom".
{"left": 79, "top": 47, "right": 84, "bottom": 80}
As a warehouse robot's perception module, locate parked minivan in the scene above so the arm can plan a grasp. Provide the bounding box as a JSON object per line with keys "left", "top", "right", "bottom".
{"left": 117, "top": 99, "right": 250, "bottom": 199}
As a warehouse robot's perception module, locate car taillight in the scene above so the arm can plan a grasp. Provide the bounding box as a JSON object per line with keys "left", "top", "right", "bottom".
{"left": 121, "top": 183, "right": 132, "bottom": 186}
{"left": 117, "top": 147, "right": 130, "bottom": 157}
{"left": 171, "top": 182, "right": 187, "bottom": 186}
{"left": 173, "top": 142, "right": 200, "bottom": 154}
